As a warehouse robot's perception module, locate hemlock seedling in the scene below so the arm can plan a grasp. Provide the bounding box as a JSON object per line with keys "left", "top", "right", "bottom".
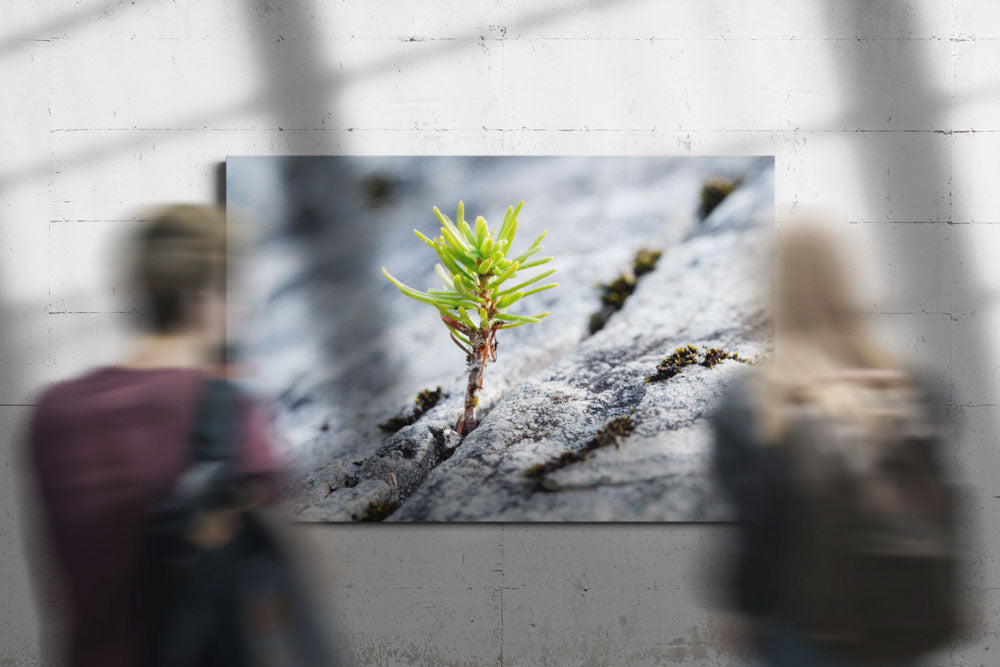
{"left": 382, "top": 201, "right": 557, "bottom": 436}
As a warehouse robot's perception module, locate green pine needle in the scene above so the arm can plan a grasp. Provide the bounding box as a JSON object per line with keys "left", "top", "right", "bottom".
{"left": 382, "top": 200, "right": 557, "bottom": 355}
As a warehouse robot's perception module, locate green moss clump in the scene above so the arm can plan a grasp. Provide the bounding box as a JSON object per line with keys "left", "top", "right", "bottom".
{"left": 415, "top": 387, "right": 442, "bottom": 412}
{"left": 631, "top": 248, "right": 661, "bottom": 277}
{"left": 588, "top": 312, "right": 606, "bottom": 334}
{"left": 646, "top": 345, "right": 748, "bottom": 383}
{"left": 645, "top": 345, "right": 700, "bottom": 383}
{"left": 356, "top": 498, "right": 401, "bottom": 522}
{"left": 524, "top": 412, "right": 636, "bottom": 491}
{"left": 589, "top": 248, "right": 663, "bottom": 334}
{"left": 699, "top": 177, "right": 740, "bottom": 219}
{"left": 377, "top": 386, "right": 443, "bottom": 433}
{"left": 599, "top": 274, "right": 637, "bottom": 308}
{"left": 701, "top": 347, "right": 744, "bottom": 369}
{"left": 361, "top": 172, "right": 396, "bottom": 208}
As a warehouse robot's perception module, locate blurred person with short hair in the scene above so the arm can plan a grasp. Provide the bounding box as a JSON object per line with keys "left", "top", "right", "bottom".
{"left": 711, "top": 222, "right": 964, "bottom": 666}
{"left": 25, "top": 205, "right": 285, "bottom": 666}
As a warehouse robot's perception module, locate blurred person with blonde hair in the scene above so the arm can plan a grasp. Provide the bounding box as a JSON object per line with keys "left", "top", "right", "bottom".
{"left": 711, "top": 221, "right": 963, "bottom": 666}
{"left": 25, "top": 205, "right": 287, "bottom": 666}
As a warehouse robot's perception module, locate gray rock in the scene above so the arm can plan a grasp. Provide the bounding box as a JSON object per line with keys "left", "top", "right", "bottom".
{"left": 392, "top": 226, "right": 770, "bottom": 521}
{"left": 360, "top": 422, "right": 460, "bottom": 500}
{"left": 295, "top": 478, "right": 398, "bottom": 523}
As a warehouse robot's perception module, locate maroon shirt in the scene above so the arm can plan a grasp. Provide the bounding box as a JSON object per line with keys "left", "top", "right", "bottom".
{"left": 27, "top": 367, "right": 281, "bottom": 667}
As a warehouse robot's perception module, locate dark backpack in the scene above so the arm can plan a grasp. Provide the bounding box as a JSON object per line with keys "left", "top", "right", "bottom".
{"left": 780, "top": 379, "right": 961, "bottom": 662}
{"left": 145, "top": 379, "right": 338, "bottom": 667}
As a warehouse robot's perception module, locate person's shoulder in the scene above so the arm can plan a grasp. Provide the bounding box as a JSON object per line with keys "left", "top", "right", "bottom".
{"left": 33, "top": 366, "right": 204, "bottom": 418}
{"left": 32, "top": 368, "right": 107, "bottom": 414}
{"left": 27, "top": 368, "right": 116, "bottom": 445}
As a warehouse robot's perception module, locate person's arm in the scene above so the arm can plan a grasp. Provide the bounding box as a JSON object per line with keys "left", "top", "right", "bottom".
{"left": 186, "top": 394, "right": 285, "bottom": 549}
{"left": 235, "top": 399, "right": 286, "bottom": 504}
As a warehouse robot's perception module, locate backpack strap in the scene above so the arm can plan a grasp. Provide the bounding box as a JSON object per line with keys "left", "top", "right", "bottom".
{"left": 190, "top": 378, "right": 241, "bottom": 463}
{"left": 168, "top": 378, "right": 243, "bottom": 511}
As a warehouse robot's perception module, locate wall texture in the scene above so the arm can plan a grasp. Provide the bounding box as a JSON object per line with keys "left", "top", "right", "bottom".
{"left": 2, "top": 1, "right": 999, "bottom": 664}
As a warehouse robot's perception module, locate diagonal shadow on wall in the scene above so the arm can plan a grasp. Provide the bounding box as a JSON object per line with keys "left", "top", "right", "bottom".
{"left": 828, "top": 0, "right": 997, "bottom": 643}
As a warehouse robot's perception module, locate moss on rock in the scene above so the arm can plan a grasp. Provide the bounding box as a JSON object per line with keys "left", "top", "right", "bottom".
{"left": 699, "top": 177, "right": 740, "bottom": 218}
{"left": 589, "top": 248, "right": 663, "bottom": 334}
{"left": 377, "top": 386, "right": 443, "bottom": 433}
{"left": 524, "top": 412, "right": 636, "bottom": 492}
{"left": 645, "top": 345, "right": 745, "bottom": 383}
{"left": 356, "top": 498, "right": 401, "bottom": 522}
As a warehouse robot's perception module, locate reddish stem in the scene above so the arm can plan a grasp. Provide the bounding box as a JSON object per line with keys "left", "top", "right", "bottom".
{"left": 456, "top": 331, "right": 489, "bottom": 435}
{"left": 455, "top": 277, "right": 499, "bottom": 436}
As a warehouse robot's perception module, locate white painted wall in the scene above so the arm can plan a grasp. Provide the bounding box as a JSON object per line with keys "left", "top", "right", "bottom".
{"left": 2, "top": 1, "right": 999, "bottom": 663}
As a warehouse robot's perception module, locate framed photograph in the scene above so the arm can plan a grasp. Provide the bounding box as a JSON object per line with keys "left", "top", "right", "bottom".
{"left": 227, "top": 156, "right": 773, "bottom": 522}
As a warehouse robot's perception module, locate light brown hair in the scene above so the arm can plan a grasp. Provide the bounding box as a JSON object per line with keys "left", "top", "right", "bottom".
{"left": 753, "top": 220, "right": 908, "bottom": 443}
{"left": 133, "top": 204, "right": 227, "bottom": 332}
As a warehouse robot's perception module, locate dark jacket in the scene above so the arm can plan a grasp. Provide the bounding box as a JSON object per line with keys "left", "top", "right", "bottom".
{"left": 27, "top": 367, "right": 281, "bottom": 667}
{"left": 709, "top": 370, "right": 954, "bottom": 619}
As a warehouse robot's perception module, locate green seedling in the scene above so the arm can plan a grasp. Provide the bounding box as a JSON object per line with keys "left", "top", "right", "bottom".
{"left": 382, "top": 201, "right": 557, "bottom": 436}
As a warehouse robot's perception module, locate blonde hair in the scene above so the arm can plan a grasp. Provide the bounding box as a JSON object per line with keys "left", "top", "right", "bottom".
{"left": 133, "top": 204, "right": 227, "bottom": 332}
{"left": 753, "top": 221, "right": 908, "bottom": 443}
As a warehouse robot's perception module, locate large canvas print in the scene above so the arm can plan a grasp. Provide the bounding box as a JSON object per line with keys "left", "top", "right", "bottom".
{"left": 226, "top": 156, "right": 774, "bottom": 522}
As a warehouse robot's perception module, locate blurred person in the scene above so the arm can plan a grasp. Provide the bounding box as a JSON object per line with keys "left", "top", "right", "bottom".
{"left": 710, "top": 222, "right": 964, "bottom": 666}
{"left": 25, "top": 205, "right": 333, "bottom": 666}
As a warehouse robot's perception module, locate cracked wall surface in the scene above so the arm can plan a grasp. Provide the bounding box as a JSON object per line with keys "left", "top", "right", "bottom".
{"left": 3, "top": 1, "right": 1000, "bottom": 664}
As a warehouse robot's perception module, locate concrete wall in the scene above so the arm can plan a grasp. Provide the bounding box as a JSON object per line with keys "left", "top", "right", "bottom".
{"left": 2, "top": 1, "right": 998, "bottom": 663}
